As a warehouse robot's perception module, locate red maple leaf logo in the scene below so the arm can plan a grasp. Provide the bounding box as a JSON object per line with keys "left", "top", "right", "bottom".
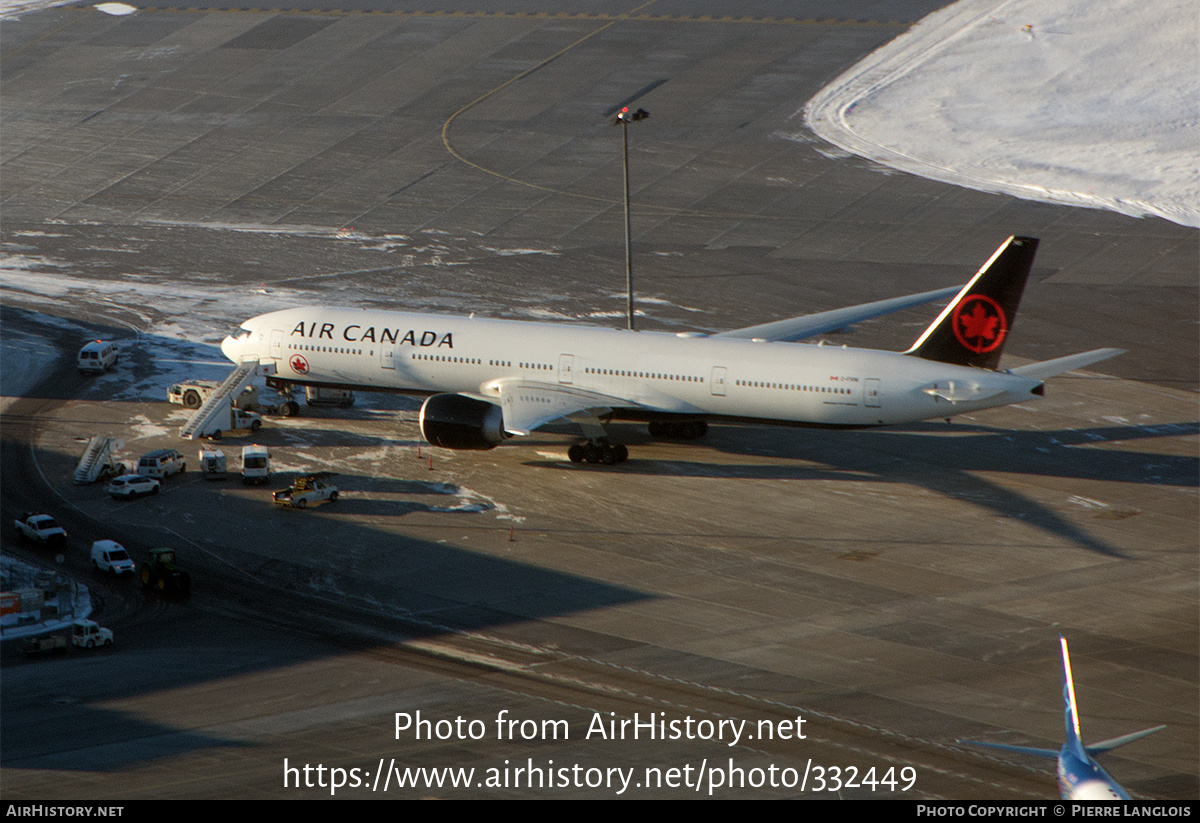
{"left": 952, "top": 295, "right": 1007, "bottom": 353}
{"left": 289, "top": 354, "right": 309, "bottom": 374}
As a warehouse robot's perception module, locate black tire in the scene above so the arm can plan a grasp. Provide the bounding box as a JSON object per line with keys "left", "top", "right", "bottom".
{"left": 568, "top": 444, "right": 585, "bottom": 463}
{"left": 584, "top": 444, "right": 600, "bottom": 464}
{"left": 295, "top": 498, "right": 307, "bottom": 509}
{"left": 151, "top": 485, "right": 160, "bottom": 495}
{"left": 329, "top": 491, "right": 338, "bottom": 502}
{"left": 86, "top": 639, "right": 95, "bottom": 649}
{"left": 183, "top": 391, "right": 201, "bottom": 408}
{"left": 250, "top": 419, "right": 261, "bottom": 432}
{"left": 104, "top": 638, "right": 112, "bottom": 647}
{"left": 279, "top": 402, "right": 294, "bottom": 417}
{"left": 600, "top": 445, "right": 617, "bottom": 465}
{"left": 211, "top": 430, "right": 221, "bottom": 440}
{"left": 616, "top": 444, "right": 629, "bottom": 463}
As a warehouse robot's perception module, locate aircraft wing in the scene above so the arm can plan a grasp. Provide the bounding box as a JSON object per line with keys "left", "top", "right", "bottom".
{"left": 957, "top": 739, "right": 1059, "bottom": 760}
{"left": 495, "top": 380, "right": 642, "bottom": 436}
{"left": 714, "top": 286, "right": 961, "bottom": 343}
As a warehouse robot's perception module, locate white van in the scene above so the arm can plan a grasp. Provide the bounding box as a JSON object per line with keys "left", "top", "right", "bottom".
{"left": 137, "top": 448, "right": 186, "bottom": 479}
{"left": 241, "top": 445, "right": 270, "bottom": 485}
{"left": 77, "top": 340, "right": 118, "bottom": 374}
{"left": 91, "top": 540, "right": 135, "bottom": 576}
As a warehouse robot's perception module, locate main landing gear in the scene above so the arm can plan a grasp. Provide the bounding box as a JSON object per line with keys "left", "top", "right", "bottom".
{"left": 567, "top": 441, "right": 629, "bottom": 465}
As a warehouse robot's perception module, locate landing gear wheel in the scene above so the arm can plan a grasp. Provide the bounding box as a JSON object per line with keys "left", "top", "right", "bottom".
{"left": 583, "top": 444, "right": 601, "bottom": 464}
{"left": 568, "top": 444, "right": 586, "bottom": 463}
{"left": 615, "top": 444, "right": 629, "bottom": 463}
{"left": 599, "top": 445, "right": 617, "bottom": 465}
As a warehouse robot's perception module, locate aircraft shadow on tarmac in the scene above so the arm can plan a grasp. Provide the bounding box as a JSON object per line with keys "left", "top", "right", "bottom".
{"left": 524, "top": 420, "right": 1198, "bottom": 559}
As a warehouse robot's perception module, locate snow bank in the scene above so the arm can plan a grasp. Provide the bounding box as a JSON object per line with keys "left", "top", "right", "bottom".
{"left": 804, "top": 0, "right": 1199, "bottom": 227}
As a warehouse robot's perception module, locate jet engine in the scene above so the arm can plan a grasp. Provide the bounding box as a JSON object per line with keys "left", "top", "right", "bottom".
{"left": 419, "top": 393, "right": 509, "bottom": 450}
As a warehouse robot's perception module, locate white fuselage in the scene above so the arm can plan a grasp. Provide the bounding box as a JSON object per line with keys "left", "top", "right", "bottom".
{"left": 221, "top": 307, "right": 1044, "bottom": 427}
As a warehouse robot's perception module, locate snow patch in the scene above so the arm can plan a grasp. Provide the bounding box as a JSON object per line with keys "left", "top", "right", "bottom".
{"left": 804, "top": 0, "right": 1199, "bottom": 227}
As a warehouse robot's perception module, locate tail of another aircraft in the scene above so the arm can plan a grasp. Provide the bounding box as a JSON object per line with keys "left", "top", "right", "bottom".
{"left": 906, "top": 236, "right": 1038, "bottom": 370}
{"left": 960, "top": 637, "right": 1165, "bottom": 762}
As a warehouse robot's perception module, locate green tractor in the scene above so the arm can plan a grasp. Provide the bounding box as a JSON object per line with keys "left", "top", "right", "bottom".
{"left": 139, "top": 548, "right": 191, "bottom": 593}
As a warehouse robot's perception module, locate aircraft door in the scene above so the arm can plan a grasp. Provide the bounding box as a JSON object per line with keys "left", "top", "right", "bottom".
{"left": 864, "top": 378, "right": 881, "bottom": 408}
{"left": 380, "top": 341, "right": 395, "bottom": 370}
{"left": 558, "top": 354, "right": 574, "bottom": 385}
{"left": 710, "top": 366, "right": 727, "bottom": 396}
{"left": 270, "top": 329, "right": 283, "bottom": 360}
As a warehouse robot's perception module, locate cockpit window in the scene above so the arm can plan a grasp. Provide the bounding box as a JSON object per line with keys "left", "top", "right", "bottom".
{"left": 228, "top": 327, "right": 253, "bottom": 340}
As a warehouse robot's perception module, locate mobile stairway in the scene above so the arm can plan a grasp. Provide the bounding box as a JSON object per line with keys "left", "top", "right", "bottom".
{"left": 73, "top": 436, "right": 124, "bottom": 484}
{"left": 180, "top": 359, "right": 260, "bottom": 440}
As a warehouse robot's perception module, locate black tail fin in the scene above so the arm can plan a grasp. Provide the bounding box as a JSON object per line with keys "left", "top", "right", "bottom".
{"left": 906, "top": 236, "right": 1038, "bottom": 370}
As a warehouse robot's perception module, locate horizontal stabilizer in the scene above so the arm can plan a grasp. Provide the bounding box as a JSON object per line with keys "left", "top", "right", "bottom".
{"left": 1009, "top": 349, "right": 1125, "bottom": 381}
{"left": 716, "top": 286, "right": 960, "bottom": 343}
{"left": 1086, "top": 725, "right": 1166, "bottom": 756}
{"left": 957, "top": 739, "right": 1059, "bottom": 760}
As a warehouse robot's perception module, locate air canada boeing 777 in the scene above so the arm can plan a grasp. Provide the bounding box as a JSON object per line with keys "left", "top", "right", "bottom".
{"left": 220, "top": 236, "right": 1122, "bottom": 463}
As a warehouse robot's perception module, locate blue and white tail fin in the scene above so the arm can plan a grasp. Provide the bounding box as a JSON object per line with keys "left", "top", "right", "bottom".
{"left": 1060, "top": 636, "right": 1090, "bottom": 761}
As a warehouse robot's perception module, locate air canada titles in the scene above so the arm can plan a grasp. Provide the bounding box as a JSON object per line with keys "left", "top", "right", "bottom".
{"left": 290, "top": 321, "right": 453, "bottom": 348}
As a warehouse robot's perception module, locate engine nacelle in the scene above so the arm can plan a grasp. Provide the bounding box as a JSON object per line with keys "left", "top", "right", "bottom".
{"left": 419, "top": 393, "right": 509, "bottom": 450}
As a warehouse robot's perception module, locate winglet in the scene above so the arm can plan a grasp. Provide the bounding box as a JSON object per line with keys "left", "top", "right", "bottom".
{"left": 906, "top": 236, "right": 1038, "bottom": 370}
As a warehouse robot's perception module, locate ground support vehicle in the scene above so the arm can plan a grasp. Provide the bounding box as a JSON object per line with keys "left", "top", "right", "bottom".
{"left": 199, "top": 448, "right": 227, "bottom": 479}
{"left": 241, "top": 445, "right": 270, "bottom": 485}
{"left": 104, "top": 475, "right": 160, "bottom": 499}
{"left": 205, "top": 407, "right": 262, "bottom": 441}
{"left": 74, "top": 435, "right": 126, "bottom": 484}
{"left": 22, "top": 634, "right": 67, "bottom": 656}
{"left": 139, "top": 548, "right": 191, "bottom": 593}
{"left": 14, "top": 513, "right": 67, "bottom": 547}
{"left": 72, "top": 620, "right": 113, "bottom": 648}
{"left": 272, "top": 472, "right": 338, "bottom": 509}
{"left": 91, "top": 540, "right": 135, "bottom": 575}
{"left": 77, "top": 340, "right": 117, "bottom": 374}
{"left": 137, "top": 449, "right": 186, "bottom": 479}
{"left": 305, "top": 386, "right": 354, "bottom": 408}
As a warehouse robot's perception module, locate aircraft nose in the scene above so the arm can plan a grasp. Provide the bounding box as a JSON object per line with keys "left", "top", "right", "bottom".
{"left": 220, "top": 335, "right": 237, "bottom": 363}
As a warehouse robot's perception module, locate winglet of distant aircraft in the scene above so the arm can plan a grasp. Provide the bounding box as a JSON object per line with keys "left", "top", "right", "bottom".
{"left": 959, "top": 637, "right": 1164, "bottom": 800}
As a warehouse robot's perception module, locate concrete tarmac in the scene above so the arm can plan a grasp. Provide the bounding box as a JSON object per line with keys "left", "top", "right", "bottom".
{"left": 1, "top": 0, "right": 1196, "bottom": 799}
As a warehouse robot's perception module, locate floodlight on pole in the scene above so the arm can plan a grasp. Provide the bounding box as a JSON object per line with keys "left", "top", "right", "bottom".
{"left": 610, "top": 107, "right": 649, "bottom": 331}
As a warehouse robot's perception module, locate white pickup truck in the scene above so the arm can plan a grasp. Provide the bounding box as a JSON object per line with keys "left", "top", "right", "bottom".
{"left": 272, "top": 472, "right": 339, "bottom": 509}
{"left": 14, "top": 513, "right": 67, "bottom": 547}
